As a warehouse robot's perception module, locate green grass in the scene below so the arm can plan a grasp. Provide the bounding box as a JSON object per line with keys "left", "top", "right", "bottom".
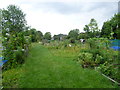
{"left": 2, "top": 67, "right": 24, "bottom": 88}
{"left": 17, "top": 43, "right": 115, "bottom": 88}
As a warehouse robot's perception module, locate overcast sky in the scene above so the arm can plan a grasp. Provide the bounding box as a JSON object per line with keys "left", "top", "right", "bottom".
{"left": 0, "top": 0, "right": 119, "bottom": 36}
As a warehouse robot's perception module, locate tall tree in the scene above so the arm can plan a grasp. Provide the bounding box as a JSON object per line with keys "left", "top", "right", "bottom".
{"left": 36, "top": 31, "right": 43, "bottom": 42}
{"left": 2, "top": 5, "right": 27, "bottom": 49}
{"left": 2, "top": 5, "right": 26, "bottom": 34}
{"left": 83, "top": 25, "right": 90, "bottom": 38}
{"left": 88, "top": 18, "right": 100, "bottom": 38}
{"left": 1, "top": 5, "right": 29, "bottom": 69}
{"left": 29, "top": 28, "right": 37, "bottom": 42}
{"left": 101, "top": 13, "right": 120, "bottom": 39}
{"left": 101, "top": 21, "right": 112, "bottom": 38}
{"left": 116, "top": 14, "right": 120, "bottom": 39}
{"left": 44, "top": 32, "right": 51, "bottom": 40}
{"left": 0, "top": 9, "right": 2, "bottom": 36}
{"left": 83, "top": 18, "right": 100, "bottom": 38}
{"left": 68, "top": 29, "right": 79, "bottom": 40}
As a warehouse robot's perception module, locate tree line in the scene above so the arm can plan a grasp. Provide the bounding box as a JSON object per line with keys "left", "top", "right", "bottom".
{"left": 23, "top": 13, "right": 120, "bottom": 43}
{"left": 27, "top": 14, "right": 120, "bottom": 43}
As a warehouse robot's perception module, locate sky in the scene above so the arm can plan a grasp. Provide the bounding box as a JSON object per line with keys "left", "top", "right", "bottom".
{"left": 0, "top": 0, "right": 119, "bottom": 36}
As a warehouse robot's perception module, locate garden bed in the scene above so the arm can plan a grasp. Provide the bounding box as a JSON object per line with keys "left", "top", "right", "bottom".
{"left": 76, "top": 38, "right": 120, "bottom": 86}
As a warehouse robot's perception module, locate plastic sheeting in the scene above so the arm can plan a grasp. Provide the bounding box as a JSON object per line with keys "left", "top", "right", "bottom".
{"left": 0, "top": 57, "right": 8, "bottom": 67}
{"left": 110, "top": 39, "right": 120, "bottom": 51}
{"left": 110, "top": 46, "right": 120, "bottom": 51}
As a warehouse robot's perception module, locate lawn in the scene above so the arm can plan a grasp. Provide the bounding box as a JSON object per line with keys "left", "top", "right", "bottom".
{"left": 2, "top": 43, "right": 117, "bottom": 88}
{"left": 11, "top": 43, "right": 115, "bottom": 88}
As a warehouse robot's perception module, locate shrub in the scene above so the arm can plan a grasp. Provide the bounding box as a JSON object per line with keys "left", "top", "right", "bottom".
{"left": 97, "top": 61, "right": 120, "bottom": 83}
{"left": 77, "top": 37, "right": 120, "bottom": 83}
{"left": 2, "top": 67, "right": 23, "bottom": 88}
{"left": 70, "top": 38, "right": 75, "bottom": 43}
{"left": 78, "top": 52, "right": 97, "bottom": 68}
{"left": 87, "top": 38, "right": 111, "bottom": 49}
{"left": 2, "top": 32, "right": 31, "bottom": 70}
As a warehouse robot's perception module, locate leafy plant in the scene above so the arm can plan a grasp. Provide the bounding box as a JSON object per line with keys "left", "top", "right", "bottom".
{"left": 77, "top": 37, "right": 120, "bottom": 83}
{"left": 2, "top": 5, "right": 31, "bottom": 70}
{"left": 97, "top": 61, "right": 120, "bottom": 83}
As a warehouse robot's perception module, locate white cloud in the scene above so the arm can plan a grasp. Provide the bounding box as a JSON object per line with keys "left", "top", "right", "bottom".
{"left": 0, "top": 0, "right": 118, "bottom": 36}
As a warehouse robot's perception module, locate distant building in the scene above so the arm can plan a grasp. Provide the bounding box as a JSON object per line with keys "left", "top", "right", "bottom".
{"left": 59, "top": 34, "right": 67, "bottom": 41}
{"left": 53, "top": 34, "right": 67, "bottom": 41}
{"left": 51, "top": 37, "right": 54, "bottom": 40}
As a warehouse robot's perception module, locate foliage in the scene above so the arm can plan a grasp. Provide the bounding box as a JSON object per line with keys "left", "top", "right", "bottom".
{"left": 83, "top": 19, "right": 100, "bottom": 38}
{"left": 36, "top": 31, "right": 43, "bottom": 42}
{"left": 67, "top": 29, "right": 79, "bottom": 40}
{"left": 2, "top": 5, "right": 26, "bottom": 33}
{"left": 78, "top": 38, "right": 116, "bottom": 64}
{"left": 28, "top": 28, "right": 38, "bottom": 42}
{"left": 1, "top": 4, "right": 120, "bottom": 88}
{"left": 43, "top": 32, "right": 51, "bottom": 40}
{"left": 2, "top": 5, "right": 31, "bottom": 70}
{"left": 69, "top": 38, "right": 76, "bottom": 43}
{"left": 18, "top": 43, "right": 114, "bottom": 88}
{"left": 78, "top": 32, "right": 87, "bottom": 39}
{"left": 101, "top": 13, "right": 120, "bottom": 39}
{"left": 77, "top": 52, "right": 95, "bottom": 68}
{"left": 101, "top": 21, "right": 112, "bottom": 38}
{"left": 77, "top": 37, "right": 120, "bottom": 83}
{"left": 24, "top": 28, "right": 43, "bottom": 43}
{"left": 86, "top": 38, "right": 111, "bottom": 49}
{"left": 2, "top": 67, "right": 24, "bottom": 88}
{"left": 97, "top": 61, "right": 120, "bottom": 83}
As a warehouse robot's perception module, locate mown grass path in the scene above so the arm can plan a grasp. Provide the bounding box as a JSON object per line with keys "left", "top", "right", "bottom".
{"left": 19, "top": 43, "right": 114, "bottom": 88}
